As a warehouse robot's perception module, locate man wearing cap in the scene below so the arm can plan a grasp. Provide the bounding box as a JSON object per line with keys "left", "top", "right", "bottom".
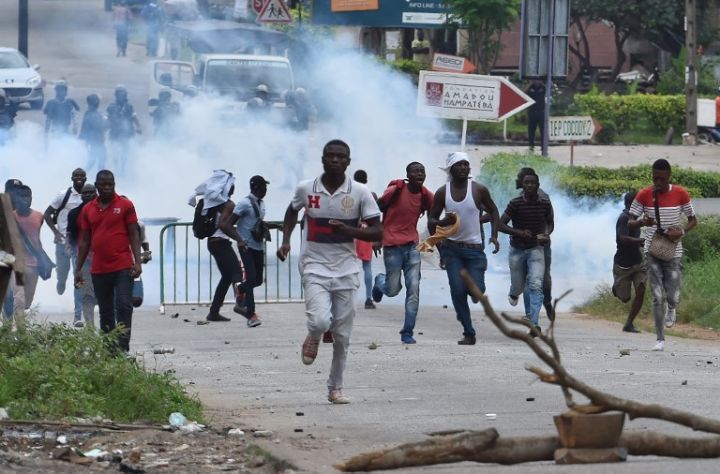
{"left": 220, "top": 175, "right": 276, "bottom": 328}
{"left": 428, "top": 152, "right": 500, "bottom": 345}
{"left": 44, "top": 81, "right": 80, "bottom": 136}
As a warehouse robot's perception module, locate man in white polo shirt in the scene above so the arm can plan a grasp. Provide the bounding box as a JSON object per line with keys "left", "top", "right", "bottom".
{"left": 44, "top": 168, "right": 87, "bottom": 326}
{"left": 277, "top": 139, "right": 383, "bottom": 404}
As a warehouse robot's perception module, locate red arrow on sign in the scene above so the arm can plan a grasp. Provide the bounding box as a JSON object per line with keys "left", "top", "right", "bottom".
{"left": 499, "top": 81, "right": 532, "bottom": 121}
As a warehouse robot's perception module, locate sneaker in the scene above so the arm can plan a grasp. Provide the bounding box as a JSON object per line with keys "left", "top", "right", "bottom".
{"left": 508, "top": 295, "right": 519, "bottom": 306}
{"left": 247, "top": 314, "right": 261, "bottom": 328}
{"left": 322, "top": 331, "right": 334, "bottom": 344}
{"left": 622, "top": 324, "right": 640, "bottom": 333}
{"left": 665, "top": 308, "right": 677, "bottom": 328}
{"left": 328, "top": 389, "right": 351, "bottom": 404}
{"left": 302, "top": 334, "right": 320, "bottom": 365}
{"left": 364, "top": 298, "right": 376, "bottom": 309}
{"left": 233, "top": 303, "right": 249, "bottom": 317}
{"left": 652, "top": 340, "right": 665, "bottom": 351}
{"left": 73, "top": 320, "right": 85, "bottom": 328}
{"left": 207, "top": 313, "right": 231, "bottom": 322}
{"left": 371, "top": 274, "right": 384, "bottom": 303}
{"left": 457, "top": 335, "right": 476, "bottom": 345}
{"left": 401, "top": 335, "right": 416, "bottom": 344}
{"left": 529, "top": 326, "right": 541, "bottom": 338}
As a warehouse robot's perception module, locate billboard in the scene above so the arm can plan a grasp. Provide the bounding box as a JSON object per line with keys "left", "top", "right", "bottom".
{"left": 312, "top": 0, "right": 457, "bottom": 28}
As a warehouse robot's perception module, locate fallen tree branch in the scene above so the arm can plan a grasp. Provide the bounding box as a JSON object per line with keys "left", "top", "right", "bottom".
{"left": 459, "top": 269, "right": 720, "bottom": 435}
{"left": 0, "top": 419, "right": 167, "bottom": 432}
{"left": 337, "top": 431, "right": 720, "bottom": 471}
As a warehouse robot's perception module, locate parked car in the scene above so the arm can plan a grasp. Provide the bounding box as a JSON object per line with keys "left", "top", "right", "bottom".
{"left": 0, "top": 47, "right": 44, "bottom": 110}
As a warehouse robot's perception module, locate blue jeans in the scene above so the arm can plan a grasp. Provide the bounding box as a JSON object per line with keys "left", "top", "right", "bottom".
{"left": 442, "top": 243, "right": 487, "bottom": 337}
{"left": 376, "top": 244, "right": 421, "bottom": 337}
{"left": 509, "top": 246, "right": 545, "bottom": 326}
{"left": 60, "top": 244, "right": 82, "bottom": 319}
{"left": 362, "top": 260, "right": 372, "bottom": 300}
{"left": 522, "top": 244, "right": 552, "bottom": 315}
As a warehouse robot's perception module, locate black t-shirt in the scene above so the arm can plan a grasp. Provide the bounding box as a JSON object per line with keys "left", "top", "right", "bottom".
{"left": 526, "top": 83, "right": 545, "bottom": 114}
{"left": 44, "top": 98, "right": 79, "bottom": 132}
{"left": 504, "top": 195, "right": 553, "bottom": 249}
{"left": 67, "top": 202, "right": 87, "bottom": 248}
{"left": 614, "top": 210, "right": 642, "bottom": 267}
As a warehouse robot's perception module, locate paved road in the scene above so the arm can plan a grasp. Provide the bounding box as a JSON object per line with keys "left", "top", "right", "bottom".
{"left": 74, "top": 302, "right": 720, "bottom": 473}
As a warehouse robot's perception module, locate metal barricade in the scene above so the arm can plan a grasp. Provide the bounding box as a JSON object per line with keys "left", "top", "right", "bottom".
{"left": 159, "top": 221, "right": 304, "bottom": 314}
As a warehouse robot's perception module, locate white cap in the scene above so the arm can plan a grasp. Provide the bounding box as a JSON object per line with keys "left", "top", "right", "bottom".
{"left": 440, "top": 151, "right": 470, "bottom": 172}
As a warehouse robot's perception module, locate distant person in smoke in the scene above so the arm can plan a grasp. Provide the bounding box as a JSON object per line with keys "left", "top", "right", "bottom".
{"left": 525, "top": 79, "right": 545, "bottom": 152}
{"left": 112, "top": 0, "right": 131, "bottom": 57}
{"left": 43, "top": 81, "right": 80, "bottom": 137}
{"left": 188, "top": 170, "right": 248, "bottom": 323}
{"left": 43, "top": 168, "right": 87, "bottom": 327}
{"left": 628, "top": 159, "right": 697, "bottom": 352}
{"left": 287, "top": 88, "right": 314, "bottom": 131}
{"left": 66, "top": 183, "right": 98, "bottom": 327}
{"left": 107, "top": 85, "right": 141, "bottom": 175}
{"left": 220, "top": 175, "right": 279, "bottom": 328}
{"left": 149, "top": 89, "right": 180, "bottom": 138}
{"left": 2, "top": 179, "right": 24, "bottom": 320}
{"left": 8, "top": 185, "right": 46, "bottom": 327}
{"left": 352, "top": 170, "right": 377, "bottom": 311}
{"left": 612, "top": 191, "right": 646, "bottom": 334}
{"left": 79, "top": 94, "right": 107, "bottom": 173}
{"left": 75, "top": 170, "right": 142, "bottom": 354}
{"left": 0, "top": 90, "right": 17, "bottom": 145}
{"left": 428, "top": 152, "right": 500, "bottom": 346}
{"left": 515, "top": 167, "right": 554, "bottom": 322}
{"left": 372, "top": 162, "right": 434, "bottom": 344}
{"left": 141, "top": 0, "right": 165, "bottom": 57}
{"left": 276, "top": 139, "right": 382, "bottom": 404}
{"left": 500, "top": 170, "right": 554, "bottom": 338}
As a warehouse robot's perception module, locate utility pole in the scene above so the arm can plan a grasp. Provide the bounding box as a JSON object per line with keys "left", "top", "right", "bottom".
{"left": 685, "top": 0, "right": 698, "bottom": 145}
{"left": 18, "top": 0, "right": 29, "bottom": 57}
{"left": 541, "top": 0, "right": 556, "bottom": 157}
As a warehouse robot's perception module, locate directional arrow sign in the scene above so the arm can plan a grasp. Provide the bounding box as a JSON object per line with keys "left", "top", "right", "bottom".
{"left": 548, "top": 116, "right": 601, "bottom": 141}
{"left": 431, "top": 53, "right": 476, "bottom": 74}
{"left": 416, "top": 71, "right": 533, "bottom": 122}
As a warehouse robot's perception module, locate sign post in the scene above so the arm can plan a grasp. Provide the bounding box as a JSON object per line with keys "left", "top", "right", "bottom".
{"left": 548, "top": 115, "right": 601, "bottom": 167}
{"left": 416, "top": 71, "right": 534, "bottom": 150}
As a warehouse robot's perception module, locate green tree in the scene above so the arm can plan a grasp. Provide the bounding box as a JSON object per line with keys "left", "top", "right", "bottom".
{"left": 570, "top": 0, "right": 681, "bottom": 77}
{"left": 444, "top": 0, "right": 522, "bottom": 74}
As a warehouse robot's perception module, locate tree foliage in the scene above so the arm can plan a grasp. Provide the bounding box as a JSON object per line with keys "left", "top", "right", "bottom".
{"left": 444, "top": 0, "right": 521, "bottom": 74}
{"left": 571, "top": 0, "right": 681, "bottom": 76}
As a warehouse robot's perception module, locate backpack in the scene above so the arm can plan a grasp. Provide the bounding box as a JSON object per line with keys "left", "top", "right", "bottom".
{"left": 377, "top": 179, "right": 432, "bottom": 216}
{"left": 192, "top": 199, "right": 224, "bottom": 239}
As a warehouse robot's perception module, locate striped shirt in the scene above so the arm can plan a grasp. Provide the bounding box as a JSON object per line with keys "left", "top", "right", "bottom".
{"left": 503, "top": 195, "right": 553, "bottom": 249}
{"left": 629, "top": 185, "right": 695, "bottom": 258}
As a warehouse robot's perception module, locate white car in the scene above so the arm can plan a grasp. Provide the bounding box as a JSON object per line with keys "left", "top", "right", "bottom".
{"left": 0, "top": 47, "right": 44, "bottom": 110}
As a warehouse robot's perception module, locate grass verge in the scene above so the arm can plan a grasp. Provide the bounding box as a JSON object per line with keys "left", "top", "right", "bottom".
{"left": 0, "top": 323, "right": 203, "bottom": 423}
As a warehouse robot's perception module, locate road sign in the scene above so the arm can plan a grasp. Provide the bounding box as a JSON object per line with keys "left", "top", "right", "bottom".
{"left": 312, "top": 0, "right": 457, "bottom": 28}
{"left": 257, "top": 0, "right": 292, "bottom": 23}
{"left": 431, "top": 53, "right": 476, "bottom": 74}
{"left": 548, "top": 116, "right": 600, "bottom": 141}
{"left": 416, "top": 71, "right": 534, "bottom": 122}
{"left": 252, "top": 0, "right": 265, "bottom": 14}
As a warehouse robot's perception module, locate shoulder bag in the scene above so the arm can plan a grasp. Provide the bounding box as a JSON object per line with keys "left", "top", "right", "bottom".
{"left": 647, "top": 189, "right": 676, "bottom": 262}
{"left": 17, "top": 224, "right": 56, "bottom": 280}
{"left": 250, "top": 199, "right": 271, "bottom": 243}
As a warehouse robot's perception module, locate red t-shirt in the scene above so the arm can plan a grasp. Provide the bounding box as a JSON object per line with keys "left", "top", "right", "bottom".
{"left": 380, "top": 183, "right": 433, "bottom": 247}
{"left": 79, "top": 193, "right": 138, "bottom": 274}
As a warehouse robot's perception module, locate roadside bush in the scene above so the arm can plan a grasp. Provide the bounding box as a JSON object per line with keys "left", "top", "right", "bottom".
{"left": 655, "top": 48, "right": 719, "bottom": 97}
{"left": 386, "top": 58, "right": 430, "bottom": 81}
{"left": 0, "top": 324, "right": 203, "bottom": 422}
{"left": 478, "top": 152, "right": 561, "bottom": 204}
{"left": 682, "top": 254, "right": 720, "bottom": 328}
{"left": 574, "top": 90, "right": 685, "bottom": 136}
{"left": 683, "top": 215, "right": 720, "bottom": 263}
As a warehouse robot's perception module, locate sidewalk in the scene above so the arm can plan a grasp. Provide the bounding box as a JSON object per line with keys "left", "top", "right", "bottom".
{"left": 115, "top": 300, "right": 720, "bottom": 473}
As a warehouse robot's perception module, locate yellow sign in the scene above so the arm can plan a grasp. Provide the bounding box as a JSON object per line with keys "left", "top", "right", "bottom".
{"left": 331, "top": 0, "right": 379, "bottom": 12}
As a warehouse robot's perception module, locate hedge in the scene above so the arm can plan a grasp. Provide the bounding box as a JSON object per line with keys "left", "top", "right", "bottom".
{"left": 479, "top": 153, "right": 720, "bottom": 199}
{"left": 574, "top": 91, "right": 685, "bottom": 141}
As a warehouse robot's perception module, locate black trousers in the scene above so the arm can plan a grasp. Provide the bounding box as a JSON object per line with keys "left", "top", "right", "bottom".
{"left": 239, "top": 247, "right": 264, "bottom": 315}
{"left": 92, "top": 269, "right": 133, "bottom": 352}
{"left": 207, "top": 238, "right": 244, "bottom": 316}
{"left": 528, "top": 112, "right": 545, "bottom": 150}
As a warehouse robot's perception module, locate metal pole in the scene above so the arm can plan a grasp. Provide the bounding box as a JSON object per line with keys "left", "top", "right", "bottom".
{"left": 518, "top": 0, "right": 527, "bottom": 80}
{"left": 460, "top": 119, "right": 468, "bottom": 151}
{"left": 541, "top": 0, "right": 556, "bottom": 157}
{"left": 685, "top": 0, "right": 698, "bottom": 144}
{"left": 18, "top": 0, "right": 29, "bottom": 57}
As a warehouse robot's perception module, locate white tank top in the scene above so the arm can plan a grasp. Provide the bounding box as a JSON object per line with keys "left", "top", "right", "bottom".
{"left": 445, "top": 180, "right": 483, "bottom": 245}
